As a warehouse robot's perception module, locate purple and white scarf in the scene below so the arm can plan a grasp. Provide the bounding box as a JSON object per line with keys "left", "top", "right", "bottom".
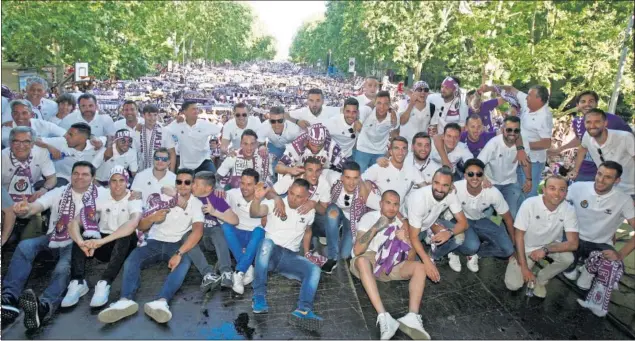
{"left": 8, "top": 152, "right": 34, "bottom": 202}
{"left": 330, "top": 181, "right": 379, "bottom": 242}
{"left": 49, "top": 183, "right": 100, "bottom": 248}
{"left": 220, "top": 148, "right": 271, "bottom": 189}
{"left": 374, "top": 224, "right": 411, "bottom": 277}
{"left": 281, "top": 123, "right": 344, "bottom": 170}
{"left": 139, "top": 124, "right": 163, "bottom": 171}
{"left": 579, "top": 250, "right": 624, "bottom": 317}
{"left": 138, "top": 193, "right": 177, "bottom": 246}
{"left": 492, "top": 85, "right": 521, "bottom": 112}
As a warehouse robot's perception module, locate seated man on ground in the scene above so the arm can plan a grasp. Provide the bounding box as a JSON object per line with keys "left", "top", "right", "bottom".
{"left": 249, "top": 179, "right": 324, "bottom": 331}
{"left": 352, "top": 190, "right": 430, "bottom": 340}
{"left": 504, "top": 175, "right": 579, "bottom": 298}
{"left": 97, "top": 168, "right": 204, "bottom": 324}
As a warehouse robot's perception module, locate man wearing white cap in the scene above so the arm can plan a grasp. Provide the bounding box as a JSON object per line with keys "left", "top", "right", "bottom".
{"left": 276, "top": 123, "right": 345, "bottom": 176}
{"left": 92, "top": 129, "right": 138, "bottom": 186}
{"left": 428, "top": 76, "right": 468, "bottom": 134}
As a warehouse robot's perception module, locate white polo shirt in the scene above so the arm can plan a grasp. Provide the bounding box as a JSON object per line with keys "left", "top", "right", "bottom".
{"left": 95, "top": 188, "right": 143, "bottom": 234}
{"left": 222, "top": 116, "right": 262, "bottom": 150}
{"left": 147, "top": 194, "right": 204, "bottom": 243}
{"left": 428, "top": 93, "right": 468, "bottom": 131}
{"left": 354, "top": 94, "right": 372, "bottom": 107}
{"left": 41, "top": 136, "right": 106, "bottom": 181}
{"left": 514, "top": 196, "right": 579, "bottom": 252}
{"left": 404, "top": 153, "right": 442, "bottom": 184}
{"left": 36, "top": 186, "right": 85, "bottom": 235}
{"left": 407, "top": 186, "right": 462, "bottom": 231}
{"left": 263, "top": 198, "right": 315, "bottom": 252}
{"left": 430, "top": 141, "right": 473, "bottom": 171}
{"left": 1, "top": 119, "right": 67, "bottom": 147}
{"left": 356, "top": 106, "right": 399, "bottom": 155}
{"left": 1, "top": 146, "right": 56, "bottom": 191}
{"left": 355, "top": 211, "right": 404, "bottom": 255}
{"left": 567, "top": 182, "right": 634, "bottom": 245}
{"left": 256, "top": 120, "right": 302, "bottom": 149}
{"left": 226, "top": 188, "right": 262, "bottom": 231}
{"left": 59, "top": 112, "right": 116, "bottom": 137}
{"left": 92, "top": 146, "right": 139, "bottom": 182}
{"left": 515, "top": 91, "right": 553, "bottom": 163}
{"left": 167, "top": 119, "right": 221, "bottom": 169}
{"left": 397, "top": 99, "right": 433, "bottom": 144}
{"left": 478, "top": 134, "right": 531, "bottom": 185}
{"left": 363, "top": 161, "right": 424, "bottom": 212}
{"left": 324, "top": 114, "right": 357, "bottom": 158}
{"left": 29, "top": 98, "right": 58, "bottom": 122}
{"left": 130, "top": 168, "right": 176, "bottom": 204}
{"left": 453, "top": 180, "right": 509, "bottom": 220}
{"left": 289, "top": 106, "right": 340, "bottom": 126}
{"left": 273, "top": 173, "right": 331, "bottom": 204}
{"left": 1, "top": 96, "right": 11, "bottom": 124}
{"left": 113, "top": 117, "right": 145, "bottom": 134}
{"left": 581, "top": 129, "right": 635, "bottom": 195}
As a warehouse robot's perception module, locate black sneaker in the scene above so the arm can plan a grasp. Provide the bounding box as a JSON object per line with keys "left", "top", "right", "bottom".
{"left": 220, "top": 271, "right": 233, "bottom": 288}
{"left": 1, "top": 295, "right": 20, "bottom": 326}
{"left": 200, "top": 273, "right": 222, "bottom": 293}
{"left": 18, "top": 289, "right": 47, "bottom": 330}
{"left": 321, "top": 259, "right": 338, "bottom": 274}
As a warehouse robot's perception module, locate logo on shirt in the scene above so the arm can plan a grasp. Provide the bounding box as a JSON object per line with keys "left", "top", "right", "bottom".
{"left": 580, "top": 200, "right": 589, "bottom": 208}
{"left": 604, "top": 209, "right": 612, "bottom": 215}
{"left": 300, "top": 217, "right": 306, "bottom": 223}
{"left": 535, "top": 215, "right": 540, "bottom": 220}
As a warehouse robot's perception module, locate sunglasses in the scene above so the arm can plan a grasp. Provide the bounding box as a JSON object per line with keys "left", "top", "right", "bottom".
{"left": 176, "top": 179, "right": 192, "bottom": 185}
{"left": 597, "top": 148, "right": 605, "bottom": 163}
{"left": 466, "top": 171, "right": 484, "bottom": 178}
{"left": 154, "top": 156, "right": 169, "bottom": 162}
{"left": 348, "top": 127, "right": 356, "bottom": 139}
{"left": 270, "top": 118, "right": 284, "bottom": 124}
{"left": 505, "top": 128, "right": 521, "bottom": 134}
{"left": 344, "top": 194, "right": 351, "bottom": 207}
{"left": 235, "top": 113, "right": 247, "bottom": 118}
{"left": 415, "top": 88, "right": 430, "bottom": 93}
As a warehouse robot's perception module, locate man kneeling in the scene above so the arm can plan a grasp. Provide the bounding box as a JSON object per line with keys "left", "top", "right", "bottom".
{"left": 352, "top": 191, "right": 430, "bottom": 340}
{"left": 249, "top": 179, "right": 324, "bottom": 331}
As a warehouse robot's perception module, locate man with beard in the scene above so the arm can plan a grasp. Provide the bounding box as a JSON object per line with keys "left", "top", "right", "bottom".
{"left": 1, "top": 100, "right": 66, "bottom": 147}
{"left": 287, "top": 88, "right": 340, "bottom": 129}
{"left": 569, "top": 108, "right": 634, "bottom": 197}
{"left": 505, "top": 175, "right": 578, "bottom": 298}
{"left": 377, "top": 133, "right": 442, "bottom": 187}
{"left": 325, "top": 97, "right": 362, "bottom": 159}
{"left": 354, "top": 77, "right": 380, "bottom": 107}
{"left": 550, "top": 91, "right": 632, "bottom": 182}
{"left": 113, "top": 101, "right": 145, "bottom": 134}
{"left": 221, "top": 103, "right": 262, "bottom": 152}
{"left": 453, "top": 159, "right": 515, "bottom": 273}
{"left": 478, "top": 116, "right": 532, "bottom": 219}
{"left": 428, "top": 76, "right": 468, "bottom": 134}
{"left": 397, "top": 81, "right": 434, "bottom": 143}
{"left": 133, "top": 104, "right": 176, "bottom": 173}
{"left": 563, "top": 162, "right": 634, "bottom": 290}
{"left": 60, "top": 94, "right": 116, "bottom": 137}
{"left": 92, "top": 129, "right": 138, "bottom": 186}
{"left": 256, "top": 106, "right": 302, "bottom": 171}
{"left": 277, "top": 123, "right": 345, "bottom": 176}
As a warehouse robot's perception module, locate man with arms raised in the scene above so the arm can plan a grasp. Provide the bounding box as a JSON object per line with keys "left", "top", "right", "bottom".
{"left": 216, "top": 129, "right": 272, "bottom": 193}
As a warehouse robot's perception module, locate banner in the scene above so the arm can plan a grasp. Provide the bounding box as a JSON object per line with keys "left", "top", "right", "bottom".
{"left": 348, "top": 58, "right": 356, "bottom": 73}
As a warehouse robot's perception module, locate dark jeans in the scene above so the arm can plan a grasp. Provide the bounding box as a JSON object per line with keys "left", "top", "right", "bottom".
{"left": 71, "top": 232, "right": 137, "bottom": 284}
{"left": 193, "top": 159, "right": 217, "bottom": 174}
{"left": 186, "top": 226, "right": 232, "bottom": 276}
{"left": 566, "top": 239, "right": 616, "bottom": 272}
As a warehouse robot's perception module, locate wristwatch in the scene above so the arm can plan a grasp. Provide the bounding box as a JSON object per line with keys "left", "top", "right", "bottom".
{"left": 541, "top": 247, "right": 549, "bottom": 255}
{"left": 516, "top": 145, "right": 525, "bottom": 151}
{"left": 174, "top": 250, "right": 183, "bottom": 256}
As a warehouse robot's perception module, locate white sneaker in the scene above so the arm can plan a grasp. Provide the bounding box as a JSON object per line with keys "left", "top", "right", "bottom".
{"left": 144, "top": 300, "right": 172, "bottom": 323}
{"left": 576, "top": 267, "right": 594, "bottom": 290}
{"left": 563, "top": 268, "right": 579, "bottom": 281}
{"left": 397, "top": 312, "right": 431, "bottom": 340}
{"left": 318, "top": 237, "right": 327, "bottom": 246}
{"left": 90, "top": 281, "right": 111, "bottom": 308}
{"left": 243, "top": 265, "right": 255, "bottom": 286}
{"left": 98, "top": 299, "right": 138, "bottom": 324}
{"left": 448, "top": 252, "right": 462, "bottom": 272}
{"left": 466, "top": 255, "right": 479, "bottom": 273}
{"left": 232, "top": 272, "right": 245, "bottom": 294}
{"left": 376, "top": 312, "right": 399, "bottom": 340}
{"left": 61, "top": 280, "right": 89, "bottom": 307}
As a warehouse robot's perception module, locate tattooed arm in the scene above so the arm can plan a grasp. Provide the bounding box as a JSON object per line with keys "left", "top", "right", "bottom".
{"left": 352, "top": 216, "right": 389, "bottom": 257}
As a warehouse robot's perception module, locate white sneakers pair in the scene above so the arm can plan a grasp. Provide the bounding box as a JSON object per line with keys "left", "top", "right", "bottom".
{"left": 97, "top": 299, "right": 172, "bottom": 324}
{"left": 563, "top": 266, "right": 594, "bottom": 290}
{"left": 61, "top": 280, "right": 110, "bottom": 308}
{"left": 447, "top": 253, "right": 479, "bottom": 273}
{"left": 377, "top": 312, "right": 431, "bottom": 340}
{"left": 232, "top": 265, "right": 255, "bottom": 295}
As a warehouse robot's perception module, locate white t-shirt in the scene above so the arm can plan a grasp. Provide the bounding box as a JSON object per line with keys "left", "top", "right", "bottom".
{"left": 1, "top": 119, "right": 67, "bottom": 147}
{"left": 256, "top": 120, "right": 302, "bottom": 149}
{"left": 356, "top": 106, "right": 399, "bottom": 154}
{"left": 324, "top": 114, "right": 357, "bottom": 158}
{"left": 273, "top": 173, "right": 331, "bottom": 204}
{"left": 166, "top": 119, "right": 221, "bottom": 169}
{"left": 404, "top": 153, "right": 442, "bottom": 184}
{"left": 95, "top": 189, "right": 143, "bottom": 234}
{"left": 397, "top": 99, "right": 433, "bottom": 144}
{"left": 428, "top": 93, "right": 468, "bottom": 131}
{"left": 30, "top": 98, "right": 58, "bottom": 122}
{"left": 263, "top": 198, "right": 315, "bottom": 252}
{"left": 92, "top": 146, "right": 139, "bottom": 182}
{"left": 453, "top": 180, "right": 509, "bottom": 220}
{"left": 42, "top": 136, "right": 106, "bottom": 181}
{"left": 226, "top": 188, "right": 262, "bottom": 231}
{"left": 222, "top": 116, "right": 262, "bottom": 150}
{"left": 581, "top": 129, "right": 635, "bottom": 195}
{"left": 478, "top": 134, "right": 531, "bottom": 185}
{"left": 407, "top": 186, "right": 462, "bottom": 231}
{"left": 515, "top": 91, "right": 553, "bottom": 163}
{"left": 130, "top": 168, "right": 177, "bottom": 205}
{"left": 355, "top": 210, "right": 404, "bottom": 255}
{"left": 430, "top": 141, "right": 473, "bottom": 172}
{"left": 1, "top": 96, "right": 12, "bottom": 124}
{"left": 514, "top": 196, "right": 579, "bottom": 252}
{"left": 36, "top": 186, "right": 85, "bottom": 235}
{"left": 147, "top": 195, "right": 204, "bottom": 243}
{"left": 113, "top": 117, "right": 145, "bottom": 134}
{"left": 59, "top": 111, "right": 116, "bottom": 137}
{"left": 289, "top": 106, "right": 340, "bottom": 126}
{"left": 354, "top": 94, "right": 372, "bottom": 107}
{"left": 363, "top": 161, "right": 424, "bottom": 212}
{"left": 567, "top": 182, "right": 634, "bottom": 245}
{"left": 1, "top": 146, "right": 56, "bottom": 192}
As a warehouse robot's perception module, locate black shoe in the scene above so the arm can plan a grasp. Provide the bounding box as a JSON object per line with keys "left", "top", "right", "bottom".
{"left": 1, "top": 295, "right": 20, "bottom": 326}
{"left": 321, "top": 259, "right": 338, "bottom": 274}
{"left": 18, "top": 289, "right": 47, "bottom": 331}
{"left": 200, "top": 273, "right": 222, "bottom": 293}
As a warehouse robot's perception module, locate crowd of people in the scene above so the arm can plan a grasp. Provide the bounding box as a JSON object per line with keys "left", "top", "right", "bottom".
{"left": 0, "top": 61, "right": 634, "bottom": 340}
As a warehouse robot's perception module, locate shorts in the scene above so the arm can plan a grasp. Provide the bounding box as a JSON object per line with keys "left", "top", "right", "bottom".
{"left": 349, "top": 251, "right": 408, "bottom": 282}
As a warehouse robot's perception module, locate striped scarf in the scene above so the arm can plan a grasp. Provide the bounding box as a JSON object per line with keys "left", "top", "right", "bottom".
{"left": 330, "top": 181, "right": 379, "bottom": 242}
{"left": 138, "top": 193, "right": 178, "bottom": 246}
{"left": 220, "top": 149, "right": 271, "bottom": 188}
{"left": 579, "top": 251, "right": 624, "bottom": 317}
{"left": 139, "top": 125, "right": 163, "bottom": 171}
{"left": 374, "top": 224, "right": 411, "bottom": 277}
{"left": 49, "top": 184, "right": 99, "bottom": 248}
{"left": 8, "top": 152, "right": 33, "bottom": 202}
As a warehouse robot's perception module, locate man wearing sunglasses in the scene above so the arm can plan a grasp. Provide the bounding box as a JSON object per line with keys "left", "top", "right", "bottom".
{"left": 453, "top": 159, "right": 515, "bottom": 273}
{"left": 256, "top": 106, "right": 302, "bottom": 172}
{"left": 397, "top": 81, "right": 434, "bottom": 144}
{"left": 130, "top": 148, "right": 177, "bottom": 205}
{"left": 92, "top": 129, "right": 138, "bottom": 187}
{"left": 570, "top": 108, "right": 634, "bottom": 197}
{"left": 221, "top": 103, "right": 262, "bottom": 153}
{"left": 325, "top": 97, "right": 361, "bottom": 159}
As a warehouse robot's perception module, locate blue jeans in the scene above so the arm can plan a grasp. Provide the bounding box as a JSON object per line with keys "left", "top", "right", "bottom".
{"left": 222, "top": 223, "right": 265, "bottom": 273}
{"left": 517, "top": 162, "right": 544, "bottom": 198}
{"left": 353, "top": 150, "right": 384, "bottom": 174}
{"left": 425, "top": 220, "right": 480, "bottom": 259}
{"left": 193, "top": 159, "right": 217, "bottom": 174}
{"left": 495, "top": 183, "right": 525, "bottom": 220}
{"left": 268, "top": 143, "right": 285, "bottom": 176}
{"left": 2, "top": 235, "right": 72, "bottom": 317}
{"left": 313, "top": 204, "right": 352, "bottom": 260}
{"left": 468, "top": 218, "right": 514, "bottom": 258}
{"left": 253, "top": 238, "right": 321, "bottom": 311}
{"left": 120, "top": 239, "right": 192, "bottom": 301}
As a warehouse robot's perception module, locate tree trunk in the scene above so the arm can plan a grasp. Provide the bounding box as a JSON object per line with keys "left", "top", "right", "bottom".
{"left": 608, "top": 13, "right": 633, "bottom": 114}
{"left": 414, "top": 63, "right": 422, "bottom": 83}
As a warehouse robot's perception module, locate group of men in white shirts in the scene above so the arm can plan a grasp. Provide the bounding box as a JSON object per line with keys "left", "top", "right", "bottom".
{"left": 1, "top": 75, "right": 634, "bottom": 340}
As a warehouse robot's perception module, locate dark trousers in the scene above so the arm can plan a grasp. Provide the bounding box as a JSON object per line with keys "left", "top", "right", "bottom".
{"left": 566, "top": 239, "right": 615, "bottom": 272}
{"left": 193, "top": 159, "right": 217, "bottom": 174}
{"left": 71, "top": 232, "right": 137, "bottom": 285}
